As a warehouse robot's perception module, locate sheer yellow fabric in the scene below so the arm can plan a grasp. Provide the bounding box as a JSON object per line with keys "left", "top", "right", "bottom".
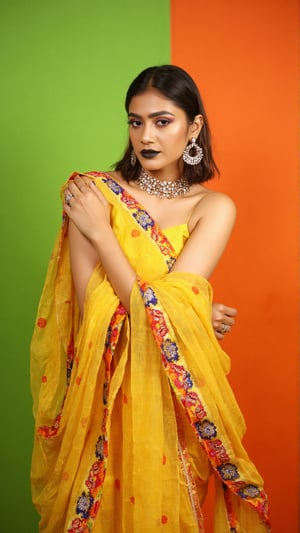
{"left": 31, "top": 173, "right": 270, "bottom": 532}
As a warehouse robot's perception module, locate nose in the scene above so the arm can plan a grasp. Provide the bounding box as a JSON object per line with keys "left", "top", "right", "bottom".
{"left": 140, "top": 123, "right": 154, "bottom": 145}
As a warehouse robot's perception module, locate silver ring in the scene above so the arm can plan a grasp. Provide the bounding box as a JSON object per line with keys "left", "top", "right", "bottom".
{"left": 65, "top": 192, "right": 73, "bottom": 205}
{"left": 221, "top": 323, "right": 229, "bottom": 334}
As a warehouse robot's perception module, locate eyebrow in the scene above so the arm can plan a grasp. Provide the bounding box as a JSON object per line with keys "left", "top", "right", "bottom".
{"left": 128, "top": 111, "right": 176, "bottom": 119}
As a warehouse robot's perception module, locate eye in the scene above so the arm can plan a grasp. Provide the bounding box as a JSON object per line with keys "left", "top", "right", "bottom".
{"left": 156, "top": 118, "right": 171, "bottom": 126}
{"left": 127, "top": 119, "right": 142, "bottom": 128}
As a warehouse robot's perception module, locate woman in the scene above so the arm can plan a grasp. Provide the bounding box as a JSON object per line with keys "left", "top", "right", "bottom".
{"left": 31, "top": 65, "right": 270, "bottom": 532}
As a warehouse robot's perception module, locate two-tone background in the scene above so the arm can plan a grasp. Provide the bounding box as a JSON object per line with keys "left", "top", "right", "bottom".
{"left": 1, "top": 1, "right": 298, "bottom": 532}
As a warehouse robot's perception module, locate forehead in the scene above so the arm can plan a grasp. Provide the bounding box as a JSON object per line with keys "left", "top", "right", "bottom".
{"left": 128, "top": 87, "right": 184, "bottom": 116}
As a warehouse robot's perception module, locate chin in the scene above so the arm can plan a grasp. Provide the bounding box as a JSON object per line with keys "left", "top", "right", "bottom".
{"left": 143, "top": 161, "right": 182, "bottom": 177}
{"left": 139, "top": 161, "right": 161, "bottom": 172}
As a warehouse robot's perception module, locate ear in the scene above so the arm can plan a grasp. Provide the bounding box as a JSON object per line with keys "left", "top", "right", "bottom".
{"left": 188, "top": 114, "right": 204, "bottom": 139}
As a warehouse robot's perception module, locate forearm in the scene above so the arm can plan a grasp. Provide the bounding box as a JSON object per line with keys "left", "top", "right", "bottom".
{"left": 91, "top": 225, "right": 136, "bottom": 312}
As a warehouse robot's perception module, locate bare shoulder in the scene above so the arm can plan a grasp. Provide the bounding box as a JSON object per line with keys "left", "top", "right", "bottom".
{"left": 189, "top": 188, "right": 236, "bottom": 232}
{"left": 198, "top": 187, "right": 235, "bottom": 208}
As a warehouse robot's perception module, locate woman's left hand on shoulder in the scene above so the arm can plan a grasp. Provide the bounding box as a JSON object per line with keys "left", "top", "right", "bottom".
{"left": 63, "top": 175, "right": 111, "bottom": 242}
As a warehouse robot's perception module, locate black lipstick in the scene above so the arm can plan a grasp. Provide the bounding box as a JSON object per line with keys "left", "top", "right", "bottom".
{"left": 140, "top": 149, "right": 160, "bottom": 158}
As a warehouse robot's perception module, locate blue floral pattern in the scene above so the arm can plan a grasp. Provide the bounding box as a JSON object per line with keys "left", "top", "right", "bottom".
{"left": 238, "top": 484, "right": 261, "bottom": 499}
{"left": 161, "top": 339, "right": 179, "bottom": 362}
{"left": 142, "top": 287, "right": 158, "bottom": 306}
{"left": 195, "top": 420, "right": 217, "bottom": 440}
{"left": 133, "top": 210, "right": 154, "bottom": 230}
{"left": 217, "top": 463, "right": 240, "bottom": 481}
{"left": 76, "top": 492, "right": 94, "bottom": 519}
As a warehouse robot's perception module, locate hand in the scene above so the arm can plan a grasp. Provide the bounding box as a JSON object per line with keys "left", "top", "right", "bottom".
{"left": 212, "top": 303, "right": 237, "bottom": 340}
{"left": 63, "top": 175, "right": 111, "bottom": 242}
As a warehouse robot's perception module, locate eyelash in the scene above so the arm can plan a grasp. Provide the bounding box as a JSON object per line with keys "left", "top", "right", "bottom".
{"left": 127, "top": 119, "right": 172, "bottom": 128}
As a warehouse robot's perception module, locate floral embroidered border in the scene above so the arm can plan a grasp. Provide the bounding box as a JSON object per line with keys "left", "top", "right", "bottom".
{"left": 86, "top": 172, "right": 178, "bottom": 271}
{"left": 138, "top": 278, "right": 271, "bottom": 531}
{"left": 67, "top": 304, "right": 127, "bottom": 532}
{"left": 174, "top": 398, "right": 205, "bottom": 531}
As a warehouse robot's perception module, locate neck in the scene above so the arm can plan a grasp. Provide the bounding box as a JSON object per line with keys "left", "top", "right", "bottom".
{"left": 136, "top": 168, "right": 190, "bottom": 199}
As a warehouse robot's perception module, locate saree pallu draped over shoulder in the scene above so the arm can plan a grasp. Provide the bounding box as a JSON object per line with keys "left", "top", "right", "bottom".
{"left": 30, "top": 172, "right": 271, "bottom": 533}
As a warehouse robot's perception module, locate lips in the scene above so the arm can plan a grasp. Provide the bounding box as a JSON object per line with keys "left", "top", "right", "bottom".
{"left": 140, "top": 149, "right": 160, "bottom": 159}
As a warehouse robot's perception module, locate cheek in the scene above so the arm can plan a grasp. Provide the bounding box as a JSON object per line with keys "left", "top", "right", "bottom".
{"left": 129, "top": 130, "right": 139, "bottom": 146}
{"left": 165, "top": 124, "right": 190, "bottom": 143}
{"left": 165, "top": 129, "right": 189, "bottom": 150}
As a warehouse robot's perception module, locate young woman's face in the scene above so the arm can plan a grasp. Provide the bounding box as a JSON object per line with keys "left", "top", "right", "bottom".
{"left": 128, "top": 88, "right": 201, "bottom": 179}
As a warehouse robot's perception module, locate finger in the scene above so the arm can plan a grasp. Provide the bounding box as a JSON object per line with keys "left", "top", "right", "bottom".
{"left": 212, "top": 316, "right": 234, "bottom": 327}
{"left": 90, "top": 181, "right": 109, "bottom": 204}
{"left": 63, "top": 186, "right": 75, "bottom": 205}
{"left": 212, "top": 309, "right": 225, "bottom": 321}
{"left": 212, "top": 318, "right": 222, "bottom": 329}
{"left": 71, "top": 176, "right": 92, "bottom": 195}
{"left": 68, "top": 181, "right": 80, "bottom": 196}
{"left": 224, "top": 316, "right": 235, "bottom": 326}
{"left": 219, "top": 324, "right": 231, "bottom": 335}
{"left": 74, "top": 175, "right": 86, "bottom": 189}
{"left": 63, "top": 201, "right": 72, "bottom": 214}
{"left": 69, "top": 179, "right": 93, "bottom": 201}
{"left": 64, "top": 193, "right": 74, "bottom": 206}
{"left": 222, "top": 305, "right": 238, "bottom": 317}
{"left": 215, "top": 331, "right": 225, "bottom": 340}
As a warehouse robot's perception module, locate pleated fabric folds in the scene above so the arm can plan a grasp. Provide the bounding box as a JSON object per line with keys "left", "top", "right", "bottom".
{"left": 31, "top": 173, "right": 270, "bottom": 532}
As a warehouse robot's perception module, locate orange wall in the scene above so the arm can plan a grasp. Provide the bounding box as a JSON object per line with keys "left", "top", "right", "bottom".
{"left": 171, "top": 1, "right": 299, "bottom": 532}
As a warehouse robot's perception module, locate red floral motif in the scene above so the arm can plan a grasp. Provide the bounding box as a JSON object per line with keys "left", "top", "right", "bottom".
{"left": 38, "top": 411, "right": 62, "bottom": 438}
{"left": 166, "top": 363, "right": 192, "bottom": 392}
{"left": 206, "top": 439, "right": 230, "bottom": 465}
{"left": 120, "top": 192, "right": 140, "bottom": 210}
{"left": 181, "top": 391, "right": 207, "bottom": 421}
{"left": 89, "top": 500, "right": 100, "bottom": 519}
{"left": 85, "top": 461, "right": 104, "bottom": 491}
{"left": 68, "top": 518, "right": 85, "bottom": 533}
{"left": 223, "top": 484, "right": 239, "bottom": 531}
{"left": 148, "top": 308, "right": 169, "bottom": 343}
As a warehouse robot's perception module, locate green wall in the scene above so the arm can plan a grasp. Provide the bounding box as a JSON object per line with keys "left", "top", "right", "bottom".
{"left": 0, "top": 2, "right": 170, "bottom": 531}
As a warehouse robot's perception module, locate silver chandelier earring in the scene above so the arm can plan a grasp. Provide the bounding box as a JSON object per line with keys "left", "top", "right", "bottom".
{"left": 182, "top": 137, "right": 203, "bottom": 166}
{"left": 130, "top": 150, "right": 137, "bottom": 166}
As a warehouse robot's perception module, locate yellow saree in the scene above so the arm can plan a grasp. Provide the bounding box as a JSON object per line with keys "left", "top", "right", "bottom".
{"left": 31, "top": 172, "right": 270, "bottom": 532}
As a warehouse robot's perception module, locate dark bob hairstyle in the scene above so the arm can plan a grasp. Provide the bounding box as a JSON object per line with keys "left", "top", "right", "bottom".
{"left": 115, "top": 65, "right": 219, "bottom": 184}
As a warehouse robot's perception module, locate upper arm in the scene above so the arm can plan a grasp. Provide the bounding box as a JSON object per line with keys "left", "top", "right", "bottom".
{"left": 171, "top": 192, "right": 236, "bottom": 279}
{"left": 68, "top": 220, "right": 100, "bottom": 316}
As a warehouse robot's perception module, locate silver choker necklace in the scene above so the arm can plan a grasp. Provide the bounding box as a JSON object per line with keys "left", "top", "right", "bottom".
{"left": 136, "top": 169, "right": 190, "bottom": 199}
